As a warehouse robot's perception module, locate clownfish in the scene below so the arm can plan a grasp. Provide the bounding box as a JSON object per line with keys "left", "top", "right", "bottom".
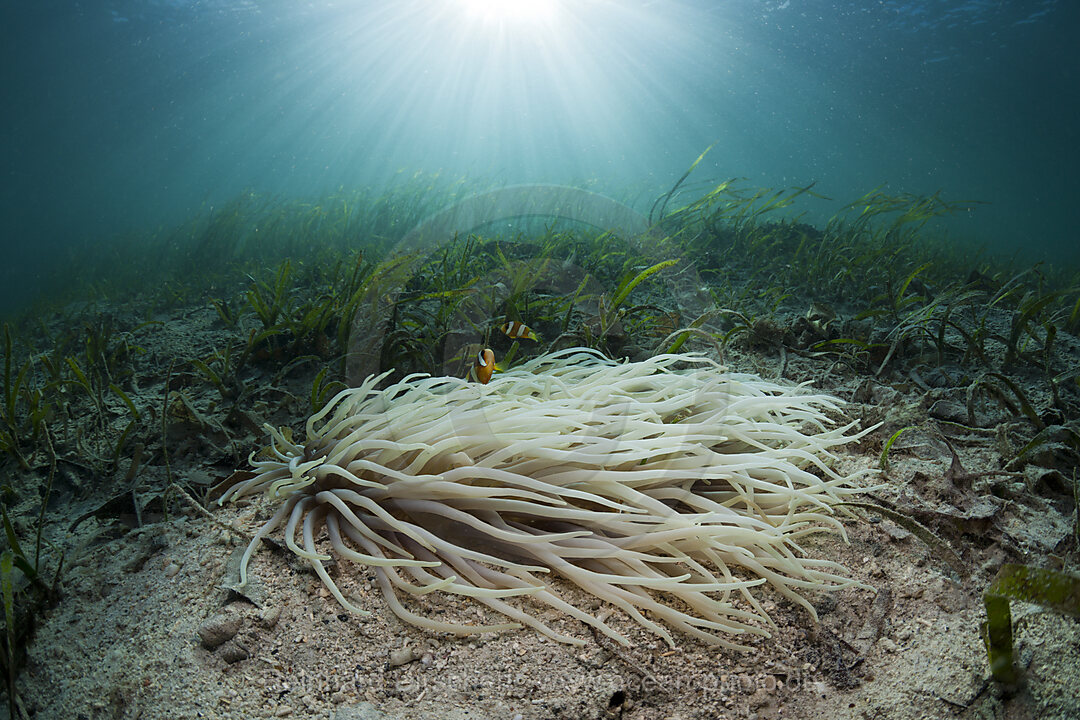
{"left": 501, "top": 320, "right": 538, "bottom": 341}
{"left": 473, "top": 348, "right": 498, "bottom": 384}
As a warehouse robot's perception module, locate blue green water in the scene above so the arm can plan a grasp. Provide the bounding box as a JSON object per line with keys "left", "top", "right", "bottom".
{"left": 2, "top": 0, "right": 1076, "bottom": 312}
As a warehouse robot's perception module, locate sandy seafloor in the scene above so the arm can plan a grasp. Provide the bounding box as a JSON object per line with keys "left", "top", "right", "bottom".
{"left": 8, "top": 302, "right": 1080, "bottom": 720}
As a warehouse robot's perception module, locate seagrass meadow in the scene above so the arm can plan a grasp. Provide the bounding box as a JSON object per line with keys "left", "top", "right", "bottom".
{"left": 0, "top": 173, "right": 1078, "bottom": 720}
{"left": 7, "top": 0, "right": 1080, "bottom": 715}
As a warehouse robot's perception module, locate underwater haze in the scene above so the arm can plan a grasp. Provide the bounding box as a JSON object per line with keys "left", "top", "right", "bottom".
{"left": 7, "top": 4, "right": 1080, "bottom": 718}
{"left": 1, "top": 0, "right": 1077, "bottom": 313}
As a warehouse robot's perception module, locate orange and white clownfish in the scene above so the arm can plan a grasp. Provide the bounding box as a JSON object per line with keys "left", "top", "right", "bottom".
{"left": 473, "top": 347, "right": 498, "bottom": 384}
{"left": 500, "top": 320, "right": 538, "bottom": 341}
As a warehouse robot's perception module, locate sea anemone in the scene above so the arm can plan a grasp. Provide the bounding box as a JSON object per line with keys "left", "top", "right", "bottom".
{"left": 219, "top": 347, "right": 875, "bottom": 649}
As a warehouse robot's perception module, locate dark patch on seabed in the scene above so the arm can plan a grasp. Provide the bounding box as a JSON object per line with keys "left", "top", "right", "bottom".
{"left": 1, "top": 177, "right": 1078, "bottom": 720}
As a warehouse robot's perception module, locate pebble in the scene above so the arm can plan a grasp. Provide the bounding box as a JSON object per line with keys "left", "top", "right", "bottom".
{"left": 198, "top": 613, "right": 242, "bottom": 649}
{"left": 259, "top": 606, "right": 282, "bottom": 629}
{"left": 163, "top": 562, "right": 180, "bottom": 578}
{"left": 219, "top": 640, "right": 250, "bottom": 664}
{"left": 388, "top": 647, "right": 416, "bottom": 667}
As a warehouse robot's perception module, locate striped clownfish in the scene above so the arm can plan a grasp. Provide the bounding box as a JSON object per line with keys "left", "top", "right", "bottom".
{"left": 473, "top": 348, "right": 498, "bottom": 384}
{"left": 500, "top": 320, "right": 538, "bottom": 341}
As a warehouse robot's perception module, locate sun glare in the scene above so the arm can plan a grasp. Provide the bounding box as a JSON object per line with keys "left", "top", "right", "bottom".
{"left": 458, "top": 0, "right": 561, "bottom": 26}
